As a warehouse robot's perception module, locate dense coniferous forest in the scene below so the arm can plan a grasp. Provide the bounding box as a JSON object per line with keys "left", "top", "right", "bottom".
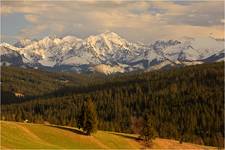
{"left": 1, "top": 66, "right": 105, "bottom": 104}
{"left": 1, "top": 62, "right": 224, "bottom": 147}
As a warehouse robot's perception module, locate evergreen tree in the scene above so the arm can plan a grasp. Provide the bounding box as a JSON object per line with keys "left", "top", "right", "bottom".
{"left": 140, "top": 113, "right": 156, "bottom": 146}
{"left": 82, "top": 98, "right": 98, "bottom": 135}
{"left": 77, "top": 102, "right": 85, "bottom": 129}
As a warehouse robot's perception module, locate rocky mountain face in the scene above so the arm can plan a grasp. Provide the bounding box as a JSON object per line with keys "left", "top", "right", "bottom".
{"left": 1, "top": 32, "right": 224, "bottom": 74}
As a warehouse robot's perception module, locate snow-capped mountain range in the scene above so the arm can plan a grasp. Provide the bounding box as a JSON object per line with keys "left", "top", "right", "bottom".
{"left": 1, "top": 31, "right": 224, "bottom": 74}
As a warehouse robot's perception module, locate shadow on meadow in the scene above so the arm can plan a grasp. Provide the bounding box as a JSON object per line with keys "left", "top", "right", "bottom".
{"left": 109, "top": 132, "right": 141, "bottom": 140}
{"left": 46, "top": 124, "right": 87, "bottom": 136}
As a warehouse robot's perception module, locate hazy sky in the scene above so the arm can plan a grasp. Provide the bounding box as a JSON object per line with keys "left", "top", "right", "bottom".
{"left": 1, "top": 0, "right": 224, "bottom": 44}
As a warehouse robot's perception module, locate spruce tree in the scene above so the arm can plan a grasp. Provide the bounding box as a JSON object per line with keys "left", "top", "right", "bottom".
{"left": 82, "top": 98, "right": 98, "bottom": 135}
{"left": 77, "top": 102, "right": 85, "bottom": 129}
{"left": 140, "top": 113, "right": 156, "bottom": 146}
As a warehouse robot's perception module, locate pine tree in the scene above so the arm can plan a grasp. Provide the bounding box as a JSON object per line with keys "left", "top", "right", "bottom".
{"left": 82, "top": 98, "right": 98, "bottom": 135}
{"left": 140, "top": 113, "right": 156, "bottom": 146}
{"left": 77, "top": 102, "right": 85, "bottom": 129}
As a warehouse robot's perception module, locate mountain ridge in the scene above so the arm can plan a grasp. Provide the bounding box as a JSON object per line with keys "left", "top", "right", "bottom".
{"left": 1, "top": 32, "right": 224, "bottom": 74}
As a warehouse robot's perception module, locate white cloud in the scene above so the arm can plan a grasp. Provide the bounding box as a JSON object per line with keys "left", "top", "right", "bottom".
{"left": 1, "top": 1, "right": 224, "bottom": 43}
{"left": 20, "top": 24, "right": 48, "bottom": 37}
{"left": 221, "top": 19, "right": 225, "bottom": 23}
{"left": 24, "top": 15, "right": 39, "bottom": 23}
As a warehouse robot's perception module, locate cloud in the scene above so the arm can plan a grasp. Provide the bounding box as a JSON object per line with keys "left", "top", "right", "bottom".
{"left": 1, "top": 1, "right": 54, "bottom": 15}
{"left": 221, "top": 19, "right": 225, "bottom": 23}
{"left": 1, "top": 1, "right": 224, "bottom": 43}
{"left": 152, "top": 1, "right": 224, "bottom": 27}
{"left": 20, "top": 24, "right": 48, "bottom": 37}
{"left": 1, "top": 34, "right": 21, "bottom": 44}
{"left": 24, "top": 15, "right": 39, "bottom": 23}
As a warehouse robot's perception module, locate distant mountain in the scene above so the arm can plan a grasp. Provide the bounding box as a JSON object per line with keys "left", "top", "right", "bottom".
{"left": 1, "top": 32, "right": 224, "bottom": 74}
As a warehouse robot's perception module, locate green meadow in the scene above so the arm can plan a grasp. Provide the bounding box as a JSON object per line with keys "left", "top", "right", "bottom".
{"left": 1, "top": 121, "right": 214, "bottom": 149}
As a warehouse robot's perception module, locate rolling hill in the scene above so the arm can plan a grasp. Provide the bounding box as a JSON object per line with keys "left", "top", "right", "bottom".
{"left": 0, "top": 121, "right": 215, "bottom": 149}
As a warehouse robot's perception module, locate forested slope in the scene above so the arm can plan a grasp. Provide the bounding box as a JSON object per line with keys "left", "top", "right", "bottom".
{"left": 1, "top": 66, "right": 103, "bottom": 104}
{"left": 1, "top": 62, "right": 224, "bottom": 147}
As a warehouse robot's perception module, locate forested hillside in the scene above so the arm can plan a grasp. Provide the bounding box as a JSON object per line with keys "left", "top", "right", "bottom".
{"left": 1, "top": 66, "right": 104, "bottom": 104}
{"left": 1, "top": 62, "right": 224, "bottom": 147}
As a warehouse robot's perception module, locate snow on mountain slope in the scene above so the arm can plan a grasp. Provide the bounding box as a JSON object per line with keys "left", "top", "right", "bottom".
{"left": 0, "top": 32, "right": 224, "bottom": 74}
{"left": 62, "top": 36, "right": 82, "bottom": 44}
{"left": 188, "top": 37, "right": 224, "bottom": 59}
{"left": 14, "top": 38, "right": 33, "bottom": 48}
{"left": 83, "top": 31, "right": 143, "bottom": 64}
{"left": 148, "top": 37, "right": 224, "bottom": 65}
{"left": 94, "top": 64, "right": 125, "bottom": 75}
{"left": 0, "top": 44, "right": 26, "bottom": 66}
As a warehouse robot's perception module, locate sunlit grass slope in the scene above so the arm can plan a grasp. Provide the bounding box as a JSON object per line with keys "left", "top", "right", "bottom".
{"left": 1, "top": 121, "right": 214, "bottom": 149}
{"left": 1, "top": 121, "right": 141, "bottom": 149}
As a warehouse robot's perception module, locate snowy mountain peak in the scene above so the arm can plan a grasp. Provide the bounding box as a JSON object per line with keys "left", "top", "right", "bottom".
{"left": 84, "top": 31, "right": 132, "bottom": 56}
{"left": 14, "top": 38, "right": 33, "bottom": 48}
{"left": 62, "top": 36, "right": 82, "bottom": 43}
{"left": 100, "top": 31, "right": 122, "bottom": 38}
{"left": 1, "top": 32, "right": 224, "bottom": 74}
{"left": 1, "top": 42, "right": 20, "bottom": 51}
{"left": 86, "top": 31, "right": 127, "bottom": 45}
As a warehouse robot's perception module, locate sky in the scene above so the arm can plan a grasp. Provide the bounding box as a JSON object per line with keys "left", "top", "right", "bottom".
{"left": 1, "top": 0, "right": 224, "bottom": 44}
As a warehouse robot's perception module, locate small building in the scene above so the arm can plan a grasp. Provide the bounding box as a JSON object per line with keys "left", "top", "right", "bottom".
{"left": 14, "top": 92, "right": 24, "bottom": 97}
{"left": 24, "top": 119, "right": 29, "bottom": 123}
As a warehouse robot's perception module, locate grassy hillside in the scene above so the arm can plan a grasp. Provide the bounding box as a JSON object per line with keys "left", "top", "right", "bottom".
{"left": 1, "top": 121, "right": 214, "bottom": 149}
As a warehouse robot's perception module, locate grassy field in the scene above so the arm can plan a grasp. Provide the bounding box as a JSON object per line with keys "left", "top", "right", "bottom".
{"left": 1, "top": 121, "right": 215, "bottom": 149}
